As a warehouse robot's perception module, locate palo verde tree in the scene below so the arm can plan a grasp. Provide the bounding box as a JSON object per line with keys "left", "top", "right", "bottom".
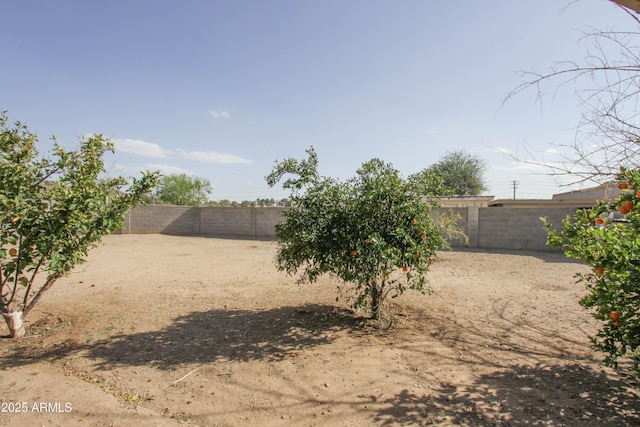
{"left": 265, "top": 147, "right": 457, "bottom": 320}
{"left": 156, "top": 173, "right": 212, "bottom": 206}
{"left": 0, "top": 113, "right": 159, "bottom": 338}
{"left": 427, "top": 150, "right": 488, "bottom": 196}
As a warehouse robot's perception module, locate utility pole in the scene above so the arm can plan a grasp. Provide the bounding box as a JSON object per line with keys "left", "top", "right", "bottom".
{"left": 511, "top": 180, "right": 519, "bottom": 200}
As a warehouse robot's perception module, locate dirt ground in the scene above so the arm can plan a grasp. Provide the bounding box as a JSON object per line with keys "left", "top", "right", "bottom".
{"left": 1, "top": 234, "right": 639, "bottom": 426}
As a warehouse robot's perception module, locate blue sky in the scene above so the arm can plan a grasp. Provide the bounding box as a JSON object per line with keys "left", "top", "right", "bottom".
{"left": 1, "top": 0, "right": 636, "bottom": 201}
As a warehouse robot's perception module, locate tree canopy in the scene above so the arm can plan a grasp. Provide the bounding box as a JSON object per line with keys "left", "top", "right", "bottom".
{"left": 0, "top": 112, "right": 159, "bottom": 337}
{"left": 266, "top": 147, "right": 460, "bottom": 320}
{"left": 427, "top": 150, "right": 488, "bottom": 196}
{"left": 156, "top": 173, "right": 212, "bottom": 206}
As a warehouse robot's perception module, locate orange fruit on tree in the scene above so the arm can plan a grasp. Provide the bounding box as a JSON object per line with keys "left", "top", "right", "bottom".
{"left": 351, "top": 250, "right": 358, "bottom": 256}
{"left": 613, "top": 321, "right": 621, "bottom": 327}
{"left": 595, "top": 267, "right": 604, "bottom": 275}
{"left": 620, "top": 201, "right": 634, "bottom": 214}
{"left": 610, "top": 311, "right": 620, "bottom": 320}
{"left": 8, "top": 248, "right": 17, "bottom": 257}
{"left": 595, "top": 218, "right": 605, "bottom": 225}
{"left": 402, "top": 266, "right": 408, "bottom": 272}
{"left": 411, "top": 218, "right": 417, "bottom": 225}
{"left": 618, "top": 182, "right": 629, "bottom": 190}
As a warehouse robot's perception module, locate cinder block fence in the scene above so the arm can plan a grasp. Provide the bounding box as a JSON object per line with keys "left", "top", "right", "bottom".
{"left": 117, "top": 204, "right": 583, "bottom": 252}
{"left": 118, "top": 205, "right": 285, "bottom": 239}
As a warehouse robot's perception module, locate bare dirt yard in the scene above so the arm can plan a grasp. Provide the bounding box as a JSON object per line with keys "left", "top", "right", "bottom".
{"left": 1, "top": 234, "right": 639, "bottom": 426}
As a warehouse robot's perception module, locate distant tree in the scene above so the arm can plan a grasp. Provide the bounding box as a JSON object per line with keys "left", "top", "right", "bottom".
{"left": 0, "top": 112, "right": 159, "bottom": 338}
{"left": 427, "top": 150, "right": 488, "bottom": 196}
{"left": 156, "top": 173, "right": 212, "bottom": 206}
{"left": 207, "top": 199, "right": 233, "bottom": 208}
{"left": 256, "top": 198, "right": 277, "bottom": 207}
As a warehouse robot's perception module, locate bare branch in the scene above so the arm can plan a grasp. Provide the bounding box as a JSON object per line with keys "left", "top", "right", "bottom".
{"left": 503, "top": 11, "right": 640, "bottom": 185}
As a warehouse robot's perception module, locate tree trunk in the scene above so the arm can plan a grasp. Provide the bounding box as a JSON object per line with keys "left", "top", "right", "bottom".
{"left": 370, "top": 284, "right": 383, "bottom": 320}
{"left": 3, "top": 311, "right": 26, "bottom": 338}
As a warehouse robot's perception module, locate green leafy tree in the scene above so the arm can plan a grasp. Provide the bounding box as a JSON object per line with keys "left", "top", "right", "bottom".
{"left": 543, "top": 168, "right": 640, "bottom": 371}
{"left": 156, "top": 173, "right": 212, "bottom": 206}
{"left": 266, "top": 147, "right": 456, "bottom": 320}
{"left": 427, "top": 150, "right": 488, "bottom": 196}
{"left": 0, "top": 113, "right": 159, "bottom": 338}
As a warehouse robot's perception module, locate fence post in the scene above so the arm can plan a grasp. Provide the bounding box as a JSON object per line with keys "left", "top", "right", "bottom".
{"left": 253, "top": 207, "right": 257, "bottom": 238}
{"left": 468, "top": 206, "right": 479, "bottom": 248}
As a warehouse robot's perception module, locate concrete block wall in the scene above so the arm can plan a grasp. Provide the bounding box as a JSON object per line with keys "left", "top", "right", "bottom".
{"left": 119, "top": 205, "right": 288, "bottom": 239}
{"left": 199, "top": 207, "right": 256, "bottom": 237}
{"left": 120, "top": 205, "right": 199, "bottom": 235}
{"left": 256, "top": 207, "right": 289, "bottom": 237}
{"left": 475, "top": 207, "right": 576, "bottom": 251}
{"left": 435, "top": 207, "right": 470, "bottom": 247}
{"left": 118, "top": 204, "right": 581, "bottom": 251}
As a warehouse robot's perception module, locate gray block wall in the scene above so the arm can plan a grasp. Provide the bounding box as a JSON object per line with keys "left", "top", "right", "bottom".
{"left": 200, "top": 207, "right": 255, "bottom": 237}
{"left": 118, "top": 204, "right": 581, "bottom": 251}
{"left": 120, "top": 205, "right": 200, "bottom": 235}
{"left": 434, "top": 207, "right": 470, "bottom": 247}
{"left": 476, "top": 207, "right": 575, "bottom": 251}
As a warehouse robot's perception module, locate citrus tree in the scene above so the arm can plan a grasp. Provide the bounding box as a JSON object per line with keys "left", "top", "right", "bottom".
{"left": 543, "top": 168, "right": 640, "bottom": 371}
{"left": 0, "top": 113, "right": 160, "bottom": 338}
{"left": 265, "top": 147, "right": 457, "bottom": 320}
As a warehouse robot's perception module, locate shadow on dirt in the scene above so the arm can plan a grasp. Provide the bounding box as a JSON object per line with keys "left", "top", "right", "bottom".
{"left": 0, "top": 304, "right": 369, "bottom": 369}
{"left": 88, "top": 304, "right": 366, "bottom": 369}
{"left": 365, "top": 363, "right": 640, "bottom": 426}
{"left": 0, "top": 304, "right": 366, "bottom": 369}
{"left": 449, "top": 247, "right": 585, "bottom": 265}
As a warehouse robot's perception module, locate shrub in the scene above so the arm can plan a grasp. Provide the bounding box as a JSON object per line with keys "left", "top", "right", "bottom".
{"left": 0, "top": 112, "right": 159, "bottom": 337}
{"left": 266, "top": 147, "right": 459, "bottom": 320}
{"left": 543, "top": 168, "right": 640, "bottom": 371}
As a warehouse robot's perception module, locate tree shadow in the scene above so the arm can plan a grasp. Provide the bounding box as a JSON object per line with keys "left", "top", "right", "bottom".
{"left": 387, "top": 299, "right": 596, "bottom": 374}
{"left": 448, "top": 247, "right": 586, "bottom": 265}
{"left": 366, "top": 363, "right": 640, "bottom": 426}
{"left": 366, "top": 300, "right": 640, "bottom": 425}
{"left": 0, "top": 304, "right": 366, "bottom": 369}
{"left": 88, "top": 304, "right": 365, "bottom": 369}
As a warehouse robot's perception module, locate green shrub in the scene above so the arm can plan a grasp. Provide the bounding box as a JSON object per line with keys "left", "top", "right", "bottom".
{"left": 543, "top": 168, "right": 640, "bottom": 371}
{"left": 266, "top": 147, "right": 460, "bottom": 320}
